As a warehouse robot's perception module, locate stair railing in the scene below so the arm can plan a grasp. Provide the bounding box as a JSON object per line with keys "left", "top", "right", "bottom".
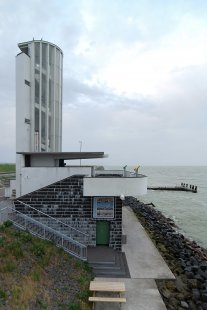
{"left": 0, "top": 206, "right": 9, "bottom": 224}
{"left": 15, "top": 200, "right": 88, "bottom": 244}
{"left": 0, "top": 205, "right": 87, "bottom": 261}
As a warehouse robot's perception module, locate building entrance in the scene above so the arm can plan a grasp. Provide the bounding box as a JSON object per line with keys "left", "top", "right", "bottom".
{"left": 96, "top": 221, "right": 110, "bottom": 245}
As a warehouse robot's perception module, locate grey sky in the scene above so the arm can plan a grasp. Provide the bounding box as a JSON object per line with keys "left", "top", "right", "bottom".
{"left": 0, "top": 0, "right": 207, "bottom": 165}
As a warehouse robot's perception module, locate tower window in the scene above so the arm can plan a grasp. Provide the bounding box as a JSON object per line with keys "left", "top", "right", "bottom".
{"left": 25, "top": 155, "right": 31, "bottom": 167}
{"left": 35, "top": 108, "right": 39, "bottom": 131}
{"left": 25, "top": 80, "right": 30, "bottom": 86}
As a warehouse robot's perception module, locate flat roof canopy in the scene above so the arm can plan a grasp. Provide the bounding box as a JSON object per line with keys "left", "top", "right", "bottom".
{"left": 16, "top": 152, "right": 106, "bottom": 160}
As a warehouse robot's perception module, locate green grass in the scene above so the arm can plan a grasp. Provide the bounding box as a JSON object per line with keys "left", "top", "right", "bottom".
{"left": 31, "top": 269, "right": 42, "bottom": 281}
{"left": 0, "top": 288, "right": 7, "bottom": 307}
{"left": 2, "top": 260, "right": 16, "bottom": 272}
{"left": 0, "top": 224, "right": 93, "bottom": 309}
{"left": 0, "top": 164, "right": 15, "bottom": 173}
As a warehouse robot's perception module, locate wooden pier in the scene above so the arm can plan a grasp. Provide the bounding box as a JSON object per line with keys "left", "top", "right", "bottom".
{"left": 148, "top": 183, "right": 197, "bottom": 193}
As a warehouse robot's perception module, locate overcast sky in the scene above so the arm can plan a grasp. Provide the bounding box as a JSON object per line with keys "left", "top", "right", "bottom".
{"left": 0, "top": 0, "right": 207, "bottom": 166}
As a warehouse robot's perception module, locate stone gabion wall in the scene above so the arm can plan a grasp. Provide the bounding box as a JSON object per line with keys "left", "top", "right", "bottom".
{"left": 14, "top": 175, "right": 122, "bottom": 250}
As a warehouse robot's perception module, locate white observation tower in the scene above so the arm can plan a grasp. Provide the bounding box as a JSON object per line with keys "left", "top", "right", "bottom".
{"left": 16, "top": 39, "right": 63, "bottom": 153}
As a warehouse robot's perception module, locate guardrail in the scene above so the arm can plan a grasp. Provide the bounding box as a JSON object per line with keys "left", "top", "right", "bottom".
{"left": 0, "top": 206, "right": 9, "bottom": 224}
{"left": 15, "top": 200, "right": 88, "bottom": 244}
{"left": 95, "top": 169, "right": 145, "bottom": 178}
{"left": 0, "top": 205, "right": 87, "bottom": 261}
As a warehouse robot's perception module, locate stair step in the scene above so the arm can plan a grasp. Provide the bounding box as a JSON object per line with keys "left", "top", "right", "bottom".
{"left": 88, "top": 248, "right": 130, "bottom": 278}
{"left": 90, "top": 264, "right": 121, "bottom": 271}
{"left": 88, "top": 259, "right": 116, "bottom": 265}
{"left": 95, "top": 270, "right": 126, "bottom": 276}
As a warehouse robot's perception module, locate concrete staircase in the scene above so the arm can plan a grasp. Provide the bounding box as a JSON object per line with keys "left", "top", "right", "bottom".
{"left": 87, "top": 246, "right": 130, "bottom": 278}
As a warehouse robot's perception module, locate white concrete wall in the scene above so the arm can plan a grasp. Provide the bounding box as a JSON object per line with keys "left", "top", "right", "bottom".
{"left": 16, "top": 166, "right": 92, "bottom": 197}
{"left": 16, "top": 154, "right": 26, "bottom": 197}
{"left": 83, "top": 176, "right": 148, "bottom": 197}
{"left": 16, "top": 53, "right": 31, "bottom": 152}
{"left": 30, "top": 155, "right": 56, "bottom": 167}
{"left": 5, "top": 180, "right": 16, "bottom": 198}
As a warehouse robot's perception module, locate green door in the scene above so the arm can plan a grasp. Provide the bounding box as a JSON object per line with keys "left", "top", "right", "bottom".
{"left": 96, "top": 221, "right": 110, "bottom": 245}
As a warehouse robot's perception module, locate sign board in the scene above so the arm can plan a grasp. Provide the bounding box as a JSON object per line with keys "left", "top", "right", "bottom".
{"left": 93, "top": 197, "right": 114, "bottom": 219}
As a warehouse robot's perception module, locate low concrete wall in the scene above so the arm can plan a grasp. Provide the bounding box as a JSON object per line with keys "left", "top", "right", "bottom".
{"left": 83, "top": 176, "right": 147, "bottom": 197}
{"left": 16, "top": 166, "right": 92, "bottom": 197}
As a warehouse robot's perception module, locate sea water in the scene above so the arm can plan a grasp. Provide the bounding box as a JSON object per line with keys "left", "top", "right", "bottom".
{"left": 105, "top": 165, "right": 207, "bottom": 249}
{"left": 138, "top": 166, "right": 207, "bottom": 249}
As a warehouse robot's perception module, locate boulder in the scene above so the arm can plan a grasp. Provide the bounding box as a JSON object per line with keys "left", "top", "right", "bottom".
{"left": 176, "top": 277, "right": 187, "bottom": 292}
{"left": 180, "top": 300, "right": 189, "bottom": 308}
{"left": 187, "top": 279, "right": 198, "bottom": 289}
{"left": 201, "top": 292, "right": 207, "bottom": 302}
{"left": 192, "top": 288, "right": 200, "bottom": 301}
{"left": 200, "top": 261, "right": 207, "bottom": 271}
{"left": 202, "top": 303, "right": 207, "bottom": 310}
{"left": 162, "top": 288, "right": 172, "bottom": 299}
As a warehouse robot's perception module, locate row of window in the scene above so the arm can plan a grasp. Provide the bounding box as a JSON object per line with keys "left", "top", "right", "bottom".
{"left": 33, "top": 42, "right": 62, "bottom": 151}
{"left": 35, "top": 108, "right": 52, "bottom": 148}
{"left": 35, "top": 42, "right": 62, "bottom": 70}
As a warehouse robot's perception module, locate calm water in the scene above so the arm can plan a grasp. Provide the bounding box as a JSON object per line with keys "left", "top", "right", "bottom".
{"left": 137, "top": 166, "right": 207, "bottom": 249}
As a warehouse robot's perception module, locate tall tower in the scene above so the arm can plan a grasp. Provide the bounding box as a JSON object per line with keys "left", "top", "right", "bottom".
{"left": 16, "top": 39, "right": 63, "bottom": 152}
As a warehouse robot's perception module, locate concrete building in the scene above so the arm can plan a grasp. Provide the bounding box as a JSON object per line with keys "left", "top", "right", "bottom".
{"left": 12, "top": 39, "right": 147, "bottom": 267}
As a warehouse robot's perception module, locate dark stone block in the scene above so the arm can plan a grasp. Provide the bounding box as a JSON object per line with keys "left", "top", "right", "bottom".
{"left": 203, "top": 303, "right": 207, "bottom": 310}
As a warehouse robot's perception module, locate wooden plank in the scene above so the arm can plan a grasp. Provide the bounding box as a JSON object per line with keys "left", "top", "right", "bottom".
{"left": 89, "top": 297, "right": 126, "bottom": 303}
{"left": 90, "top": 281, "right": 125, "bottom": 292}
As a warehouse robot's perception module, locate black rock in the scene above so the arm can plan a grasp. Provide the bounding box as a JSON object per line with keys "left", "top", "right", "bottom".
{"left": 191, "top": 265, "right": 199, "bottom": 273}
{"left": 187, "top": 279, "right": 198, "bottom": 289}
{"left": 188, "top": 300, "right": 197, "bottom": 310}
{"left": 201, "top": 293, "right": 207, "bottom": 302}
{"left": 192, "top": 288, "right": 200, "bottom": 301}
{"left": 190, "top": 256, "right": 199, "bottom": 265}
{"left": 186, "top": 271, "right": 195, "bottom": 279}
{"left": 199, "top": 270, "right": 207, "bottom": 280}
{"left": 194, "top": 274, "right": 204, "bottom": 282}
{"left": 184, "top": 266, "right": 192, "bottom": 273}
{"left": 202, "top": 302, "right": 207, "bottom": 310}
{"left": 200, "top": 262, "right": 207, "bottom": 271}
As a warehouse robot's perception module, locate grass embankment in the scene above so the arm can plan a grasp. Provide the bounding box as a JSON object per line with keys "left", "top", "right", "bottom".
{"left": 0, "top": 164, "right": 16, "bottom": 188}
{"left": 0, "top": 164, "right": 15, "bottom": 173}
{"left": 0, "top": 221, "right": 93, "bottom": 310}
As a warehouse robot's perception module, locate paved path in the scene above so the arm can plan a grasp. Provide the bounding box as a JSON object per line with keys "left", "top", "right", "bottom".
{"left": 94, "top": 206, "right": 175, "bottom": 310}
{"left": 122, "top": 206, "right": 174, "bottom": 279}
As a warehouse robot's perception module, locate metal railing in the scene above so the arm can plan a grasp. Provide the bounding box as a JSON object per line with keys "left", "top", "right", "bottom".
{"left": 16, "top": 200, "right": 88, "bottom": 244}
{"left": 0, "top": 204, "right": 87, "bottom": 261}
{"left": 0, "top": 206, "right": 9, "bottom": 224}
{"left": 94, "top": 169, "right": 145, "bottom": 178}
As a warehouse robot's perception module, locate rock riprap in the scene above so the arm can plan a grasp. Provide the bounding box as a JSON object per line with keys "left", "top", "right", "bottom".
{"left": 124, "top": 197, "right": 207, "bottom": 310}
